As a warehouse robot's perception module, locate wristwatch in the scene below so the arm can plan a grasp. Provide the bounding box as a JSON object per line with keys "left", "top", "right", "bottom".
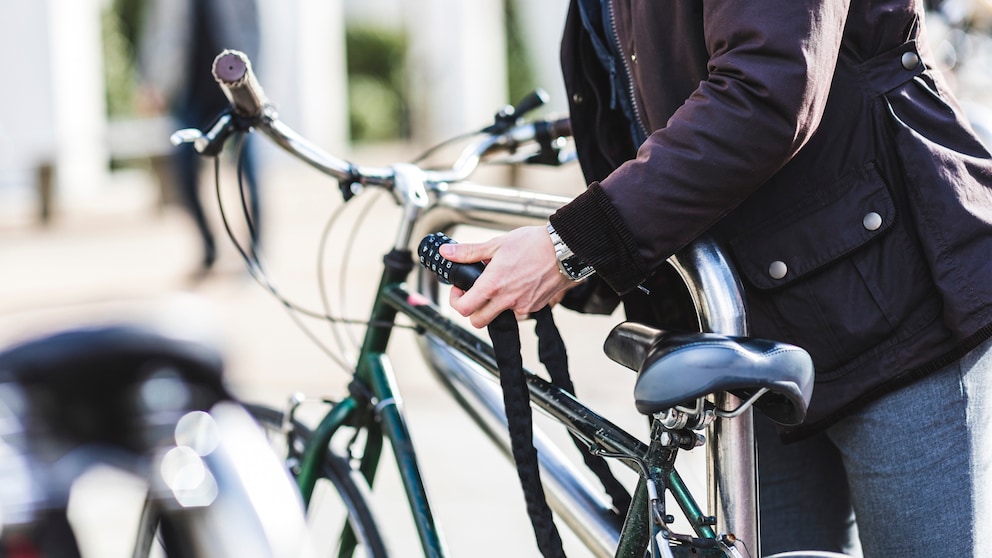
{"left": 547, "top": 222, "right": 595, "bottom": 281}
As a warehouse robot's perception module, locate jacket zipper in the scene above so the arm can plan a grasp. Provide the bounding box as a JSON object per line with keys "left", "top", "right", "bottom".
{"left": 606, "top": 0, "right": 649, "bottom": 143}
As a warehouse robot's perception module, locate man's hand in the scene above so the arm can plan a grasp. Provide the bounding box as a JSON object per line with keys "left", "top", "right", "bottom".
{"left": 441, "top": 225, "right": 577, "bottom": 327}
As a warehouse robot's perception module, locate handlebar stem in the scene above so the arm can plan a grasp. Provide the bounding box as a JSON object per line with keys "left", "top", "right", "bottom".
{"left": 391, "top": 163, "right": 431, "bottom": 251}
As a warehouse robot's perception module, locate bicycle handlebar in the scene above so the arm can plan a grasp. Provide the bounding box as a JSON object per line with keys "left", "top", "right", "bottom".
{"left": 213, "top": 49, "right": 268, "bottom": 118}
{"left": 190, "top": 49, "right": 572, "bottom": 201}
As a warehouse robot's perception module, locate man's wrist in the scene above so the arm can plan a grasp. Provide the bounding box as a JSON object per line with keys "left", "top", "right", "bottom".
{"left": 547, "top": 222, "right": 595, "bottom": 281}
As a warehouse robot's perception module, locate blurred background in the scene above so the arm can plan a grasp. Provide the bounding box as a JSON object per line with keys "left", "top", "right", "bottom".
{"left": 0, "top": 0, "right": 570, "bottom": 227}
{"left": 0, "top": 0, "right": 579, "bottom": 373}
{"left": 0, "top": 1, "right": 618, "bottom": 555}
{"left": 0, "top": 0, "right": 990, "bottom": 556}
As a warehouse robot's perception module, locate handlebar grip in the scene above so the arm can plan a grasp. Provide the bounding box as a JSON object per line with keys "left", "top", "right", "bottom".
{"left": 212, "top": 49, "right": 267, "bottom": 118}
{"left": 418, "top": 233, "right": 485, "bottom": 291}
{"left": 548, "top": 117, "right": 571, "bottom": 138}
{"left": 514, "top": 89, "right": 550, "bottom": 118}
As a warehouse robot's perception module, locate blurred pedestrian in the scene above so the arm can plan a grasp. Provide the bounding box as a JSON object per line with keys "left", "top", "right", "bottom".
{"left": 137, "top": 0, "right": 262, "bottom": 277}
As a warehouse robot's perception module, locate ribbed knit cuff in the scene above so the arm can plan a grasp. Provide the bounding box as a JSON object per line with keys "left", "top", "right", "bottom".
{"left": 549, "top": 182, "right": 647, "bottom": 294}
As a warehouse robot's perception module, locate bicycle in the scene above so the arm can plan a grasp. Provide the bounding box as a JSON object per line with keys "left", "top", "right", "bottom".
{"left": 172, "top": 48, "right": 841, "bottom": 558}
{"left": 0, "top": 300, "right": 315, "bottom": 558}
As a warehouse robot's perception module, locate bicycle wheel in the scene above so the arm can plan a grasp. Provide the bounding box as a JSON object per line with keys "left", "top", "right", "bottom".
{"left": 244, "top": 403, "right": 389, "bottom": 558}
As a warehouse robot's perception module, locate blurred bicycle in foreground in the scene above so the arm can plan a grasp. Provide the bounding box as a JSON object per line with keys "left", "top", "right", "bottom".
{"left": 0, "top": 297, "right": 314, "bottom": 557}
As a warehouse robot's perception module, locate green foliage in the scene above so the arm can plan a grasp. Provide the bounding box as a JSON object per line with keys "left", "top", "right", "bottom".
{"left": 112, "top": 0, "right": 147, "bottom": 50}
{"left": 344, "top": 2, "right": 537, "bottom": 142}
{"left": 102, "top": 4, "right": 138, "bottom": 118}
{"left": 101, "top": 0, "right": 149, "bottom": 118}
{"left": 504, "top": 0, "right": 537, "bottom": 107}
{"left": 346, "top": 26, "right": 409, "bottom": 142}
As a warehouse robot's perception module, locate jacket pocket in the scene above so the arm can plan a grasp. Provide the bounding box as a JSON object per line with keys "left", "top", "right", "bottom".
{"left": 729, "top": 163, "right": 894, "bottom": 290}
{"left": 726, "top": 162, "right": 932, "bottom": 373}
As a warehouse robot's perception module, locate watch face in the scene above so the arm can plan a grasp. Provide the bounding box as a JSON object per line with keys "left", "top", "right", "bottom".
{"left": 561, "top": 257, "right": 594, "bottom": 280}
{"left": 548, "top": 222, "right": 594, "bottom": 280}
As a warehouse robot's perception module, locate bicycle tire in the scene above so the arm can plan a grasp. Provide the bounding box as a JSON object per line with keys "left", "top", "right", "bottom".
{"left": 244, "top": 403, "right": 389, "bottom": 558}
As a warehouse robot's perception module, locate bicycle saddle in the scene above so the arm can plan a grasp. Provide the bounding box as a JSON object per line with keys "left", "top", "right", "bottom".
{"left": 0, "top": 323, "right": 230, "bottom": 452}
{"left": 603, "top": 322, "right": 813, "bottom": 426}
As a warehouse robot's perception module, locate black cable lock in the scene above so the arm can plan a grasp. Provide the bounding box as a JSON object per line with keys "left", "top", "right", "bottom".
{"left": 418, "top": 233, "right": 631, "bottom": 557}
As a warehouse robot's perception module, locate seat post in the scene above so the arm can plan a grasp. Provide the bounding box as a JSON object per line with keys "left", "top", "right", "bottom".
{"left": 668, "top": 235, "right": 758, "bottom": 556}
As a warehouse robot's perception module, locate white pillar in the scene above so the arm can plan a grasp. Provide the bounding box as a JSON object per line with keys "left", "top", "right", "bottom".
{"left": 47, "top": 0, "right": 110, "bottom": 204}
{"left": 0, "top": 0, "right": 56, "bottom": 196}
{"left": 296, "top": 0, "right": 350, "bottom": 154}
{"left": 511, "top": 0, "right": 570, "bottom": 113}
{"left": 405, "top": 0, "right": 508, "bottom": 146}
{"left": 256, "top": 0, "right": 349, "bottom": 164}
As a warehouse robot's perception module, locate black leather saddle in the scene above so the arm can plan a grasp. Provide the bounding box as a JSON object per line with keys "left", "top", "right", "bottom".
{"left": 0, "top": 323, "right": 230, "bottom": 453}
{"left": 603, "top": 322, "right": 814, "bottom": 426}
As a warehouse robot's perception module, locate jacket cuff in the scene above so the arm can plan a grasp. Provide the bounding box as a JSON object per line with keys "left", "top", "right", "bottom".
{"left": 549, "top": 182, "right": 648, "bottom": 294}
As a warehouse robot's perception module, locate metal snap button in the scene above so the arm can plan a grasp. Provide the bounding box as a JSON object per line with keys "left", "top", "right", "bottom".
{"left": 863, "top": 211, "right": 883, "bottom": 231}
{"left": 768, "top": 260, "right": 788, "bottom": 280}
{"left": 572, "top": 92, "right": 584, "bottom": 105}
{"left": 901, "top": 51, "right": 920, "bottom": 70}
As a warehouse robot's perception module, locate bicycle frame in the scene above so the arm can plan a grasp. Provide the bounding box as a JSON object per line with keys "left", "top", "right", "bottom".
{"left": 285, "top": 167, "right": 756, "bottom": 557}
{"left": 411, "top": 183, "right": 757, "bottom": 556}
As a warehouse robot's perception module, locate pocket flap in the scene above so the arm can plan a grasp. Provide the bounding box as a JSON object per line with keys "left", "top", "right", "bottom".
{"left": 729, "top": 163, "right": 895, "bottom": 290}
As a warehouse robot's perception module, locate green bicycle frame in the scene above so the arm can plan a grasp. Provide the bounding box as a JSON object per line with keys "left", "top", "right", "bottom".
{"left": 291, "top": 248, "right": 725, "bottom": 557}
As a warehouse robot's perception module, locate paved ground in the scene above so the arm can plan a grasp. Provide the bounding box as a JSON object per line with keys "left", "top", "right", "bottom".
{"left": 0, "top": 145, "right": 706, "bottom": 557}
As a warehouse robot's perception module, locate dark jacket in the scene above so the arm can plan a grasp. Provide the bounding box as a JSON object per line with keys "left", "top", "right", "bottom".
{"left": 550, "top": 0, "right": 992, "bottom": 440}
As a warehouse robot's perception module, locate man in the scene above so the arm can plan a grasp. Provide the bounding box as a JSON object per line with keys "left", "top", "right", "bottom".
{"left": 442, "top": 0, "right": 992, "bottom": 555}
{"left": 138, "top": 0, "right": 262, "bottom": 276}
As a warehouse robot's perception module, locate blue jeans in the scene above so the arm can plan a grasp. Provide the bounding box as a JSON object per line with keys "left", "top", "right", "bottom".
{"left": 756, "top": 336, "right": 992, "bottom": 557}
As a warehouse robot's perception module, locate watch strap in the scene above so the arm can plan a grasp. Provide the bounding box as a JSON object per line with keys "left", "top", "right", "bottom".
{"left": 547, "top": 223, "right": 595, "bottom": 281}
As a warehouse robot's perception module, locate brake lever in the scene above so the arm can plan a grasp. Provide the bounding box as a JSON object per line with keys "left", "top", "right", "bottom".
{"left": 526, "top": 136, "right": 567, "bottom": 166}
{"left": 169, "top": 111, "right": 235, "bottom": 157}
{"left": 482, "top": 88, "right": 550, "bottom": 134}
{"left": 170, "top": 109, "right": 259, "bottom": 157}
{"left": 525, "top": 116, "right": 574, "bottom": 166}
